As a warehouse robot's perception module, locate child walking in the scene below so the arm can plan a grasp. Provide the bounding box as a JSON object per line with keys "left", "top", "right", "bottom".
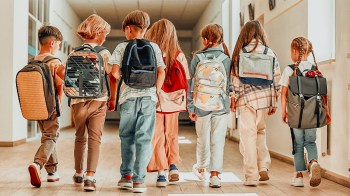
{"left": 108, "top": 10, "right": 166, "bottom": 193}
{"left": 230, "top": 20, "right": 281, "bottom": 186}
{"left": 70, "top": 14, "right": 113, "bottom": 191}
{"left": 280, "top": 37, "right": 327, "bottom": 187}
{"left": 28, "top": 25, "right": 64, "bottom": 188}
{"left": 188, "top": 24, "right": 231, "bottom": 188}
{"left": 145, "top": 19, "right": 190, "bottom": 187}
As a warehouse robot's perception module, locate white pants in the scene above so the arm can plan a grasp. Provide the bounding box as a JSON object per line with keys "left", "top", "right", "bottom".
{"left": 195, "top": 112, "right": 228, "bottom": 173}
{"left": 238, "top": 106, "right": 271, "bottom": 181}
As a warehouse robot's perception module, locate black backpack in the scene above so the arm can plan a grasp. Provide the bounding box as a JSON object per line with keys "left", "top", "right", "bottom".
{"left": 64, "top": 44, "right": 110, "bottom": 105}
{"left": 16, "top": 56, "right": 61, "bottom": 120}
{"left": 121, "top": 39, "right": 157, "bottom": 89}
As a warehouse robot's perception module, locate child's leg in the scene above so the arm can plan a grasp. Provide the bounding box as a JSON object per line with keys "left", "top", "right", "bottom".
{"left": 147, "top": 113, "right": 168, "bottom": 172}
{"left": 34, "top": 111, "right": 59, "bottom": 170}
{"left": 292, "top": 129, "right": 307, "bottom": 172}
{"left": 195, "top": 114, "right": 212, "bottom": 169}
{"left": 304, "top": 128, "right": 318, "bottom": 162}
{"left": 72, "top": 102, "right": 88, "bottom": 173}
{"left": 164, "top": 112, "right": 181, "bottom": 166}
{"left": 119, "top": 98, "right": 138, "bottom": 177}
{"left": 86, "top": 101, "right": 107, "bottom": 175}
{"left": 238, "top": 106, "right": 258, "bottom": 181}
{"left": 45, "top": 146, "right": 58, "bottom": 173}
{"left": 208, "top": 112, "right": 228, "bottom": 173}
{"left": 133, "top": 97, "right": 156, "bottom": 183}
{"left": 256, "top": 109, "right": 271, "bottom": 174}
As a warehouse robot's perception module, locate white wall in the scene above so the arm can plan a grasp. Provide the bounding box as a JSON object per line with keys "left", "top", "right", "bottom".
{"left": 0, "top": 0, "right": 29, "bottom": 142}
{"left": 49, "top": 0, "right": 82, "bottom": 127}
{"left": 192, "top": 0, "right": 222, "bottom": 51}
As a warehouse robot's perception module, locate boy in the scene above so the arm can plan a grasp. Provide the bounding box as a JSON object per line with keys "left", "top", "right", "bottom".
{"left": 108, "top": 10, "right": 166, "bottom": 193}
{"left": 28, "top": 25, "right": 65, "bottom": 188}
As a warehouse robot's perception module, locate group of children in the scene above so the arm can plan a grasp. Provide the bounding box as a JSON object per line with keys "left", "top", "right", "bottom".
{"left": 26, "top": 9, "right": 326, "bottom": 193}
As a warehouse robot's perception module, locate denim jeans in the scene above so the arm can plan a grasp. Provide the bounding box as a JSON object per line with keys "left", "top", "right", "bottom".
{"left": 195, "top": 112, "right": 228, "bottom": 173}
{"left": 292, "top": 128, "right": 318, "bottom": 172}
{"left": 119, "top": 96, "right": 156, "bottom": 183}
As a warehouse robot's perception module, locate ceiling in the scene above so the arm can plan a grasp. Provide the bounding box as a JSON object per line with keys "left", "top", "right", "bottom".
{"left": 66, "top": 0, "right": 211, "bottom": 30}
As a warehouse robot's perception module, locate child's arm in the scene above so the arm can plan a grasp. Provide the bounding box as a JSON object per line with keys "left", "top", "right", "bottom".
{"left": 156, "top": 66, "right": 165, "bottom": 94}
{"left": 187, "top": 56, "right": 199, "bottom": 121}
{"left": 108, "top": 64, "right": 121, "bottom": 111}
{"left": 281, "top": 86, "right": 288, "bottom": 124}
{"left": 55, "top": 64, "right": 65, "bottom": 103}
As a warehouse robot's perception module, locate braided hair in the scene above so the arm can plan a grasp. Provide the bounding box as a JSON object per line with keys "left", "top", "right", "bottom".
{"left": 291, "top": 37, "right": 318, "bottom": 75}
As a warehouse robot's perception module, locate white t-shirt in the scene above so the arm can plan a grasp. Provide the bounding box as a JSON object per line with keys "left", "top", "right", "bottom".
{"left": 109, "top": 41, "right": 166, "bottom": 105}
{"left": 279, "top": 61, "right": 314, "bottom": 87}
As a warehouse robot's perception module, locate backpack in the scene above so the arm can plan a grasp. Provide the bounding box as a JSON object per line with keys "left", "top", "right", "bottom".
{"left": 157, "top": 51, "right": 188, "bottom": 114}
{"left": 193, "top": 53, "right": 228, "bottom": 111}
{"left": 121, "top": 39, "right": 157, "bottom": 89}
{"left": 16, "top": 56, "right": 60, "bottom": 120}
{"left": 238, "top": 46, "right": 275, "bottom": 86}
{"left": 63, "top": 44, "right": 110, "bottom": 103}
{"left": 287, "top": 64, "right": 328, "bottom": 129}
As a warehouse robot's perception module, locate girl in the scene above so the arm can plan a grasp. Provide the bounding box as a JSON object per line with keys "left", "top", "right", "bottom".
{"left": 188, "top": 24, "right": 231, "bottom": 188}
{"left": 145, "top": 19, "right": 190, "bottom": 187}
{"left": 70, "top": 14, "right": 114, "bottom": 191}
{"left": 280, "top": 37, "right": 327, "bottom": 187}
{"left": 230, "top": 20, "right": 281, "bottom": 186}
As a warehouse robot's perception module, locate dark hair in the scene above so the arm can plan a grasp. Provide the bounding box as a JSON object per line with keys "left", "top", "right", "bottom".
{"left": 196, "top": 23, "right": 230, "bottom": 57}
{"left": 231, "top": 20, "right": 268, "bottom": 76}
{"left": 38, "top": 25, "right": 63, "bottom": 45}
{"left": 122, "top": 10, "right": 150, "bottom": 31}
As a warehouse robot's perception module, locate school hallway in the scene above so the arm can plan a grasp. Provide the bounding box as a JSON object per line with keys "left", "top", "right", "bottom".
{"left": 0, "top": 121, "right": 348, "bottom": 196}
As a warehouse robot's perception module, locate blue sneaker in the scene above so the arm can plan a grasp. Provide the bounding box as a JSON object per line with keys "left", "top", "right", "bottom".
{"left": 156, "top": 175, "right": 167, "bottom": 187}
{"left": 169, "top": 164, "right": 180, "bottom": 182}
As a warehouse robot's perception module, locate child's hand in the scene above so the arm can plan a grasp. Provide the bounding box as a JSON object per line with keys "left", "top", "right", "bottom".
{"left": 268, "top": 107, "right": 276, "bottom": 115}
{"left": 107, "top": 99, "right": 116, "bottom": 112}
{"left": 189, "top": 112, "right": 197, "bottom": 121}
{"left": 282, "top": 112, "right": 288, "bottom": 124}
{"left": 230, "top": 101, "right": 236, "bottom": 112}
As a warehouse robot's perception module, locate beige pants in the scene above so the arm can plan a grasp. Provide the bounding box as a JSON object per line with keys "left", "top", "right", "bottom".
{"left": 238, "top": 106, "right": 271, "bottom": 181}
{"left": 35, "top": 111, "right": 59, "bottom": 173}
{"left": 72, "top": 100, "right": 107, "bottom": 172}
{"left": 147, "top": 112, "right": 181, "bottom": 171}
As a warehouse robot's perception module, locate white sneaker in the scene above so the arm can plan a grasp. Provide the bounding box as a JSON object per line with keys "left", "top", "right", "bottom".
{"left": 47, "top": 172, "right": 60, "bottom": 182}
{"left": 244, "top": 180, "right": 258, "bottom": 186}
{"left": 309, "top": 162, "right": 321, "bottom": 187}
{"left": 192, "top": 164, "right": 206, "bottom": 181}
{"left": 209, "top": 176, "right": 221, "bottom": 188}
{"left": 291, "top": 177, "right": 304, "bottom": 187}
{"left": 28, "top": 162, "right": 41, "bottom": 187}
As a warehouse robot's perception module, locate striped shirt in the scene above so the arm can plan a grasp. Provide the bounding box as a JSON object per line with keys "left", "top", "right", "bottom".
{"left": 230, "top": 40, "right": 281, "bottom": 114}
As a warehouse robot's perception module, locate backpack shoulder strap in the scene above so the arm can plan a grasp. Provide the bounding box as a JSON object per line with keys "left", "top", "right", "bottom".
{"left": 196, "top": 53, "right": 206, "bottom": 61}
{"left": 42, "top": 55, "right": 60, "bottom": 63}
{"left": 94, "top": 46, "right": 107, "bottom": 53}
{"left": 288, "top": 64, "right": 303, "bottom": 76}
{"left": 311, "top": 65, "right": 317, "bottom": 71}
{"left": 216, "top": 53, "right": 228, "bottom": 62}
{"left": 263, "top": 47, "right": 269, "bottom": 54}
{"left": 242, "top": 47, "right": 248, "bottom": 53}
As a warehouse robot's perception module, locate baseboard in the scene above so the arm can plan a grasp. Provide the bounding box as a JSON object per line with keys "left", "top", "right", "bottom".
{"left": 0, "top": 138, "right": 26, "bottom": 147}
{"left": 227, "top": 136, "right": 350, "bottom": 188}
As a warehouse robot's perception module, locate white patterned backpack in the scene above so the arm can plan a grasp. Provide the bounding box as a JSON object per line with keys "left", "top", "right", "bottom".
{"left": 193, "top": 53, "right": 228, "bottom": 111}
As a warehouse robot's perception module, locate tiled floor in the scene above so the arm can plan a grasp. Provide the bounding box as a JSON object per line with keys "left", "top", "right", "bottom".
{"left": 0, "top": 121, "right": 349, "bottom": 195}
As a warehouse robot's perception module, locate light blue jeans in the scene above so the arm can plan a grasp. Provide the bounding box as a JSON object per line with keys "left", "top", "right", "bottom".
{"left": 292, "top": 128, "right": 318, "bottom": 172}
{"left": 119, "top": 97, "right": 156, "bottom": 183}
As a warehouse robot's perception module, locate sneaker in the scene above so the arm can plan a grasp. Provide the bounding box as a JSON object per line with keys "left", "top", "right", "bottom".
{"left": 117, "top": 175, "right": 133, "bottom": 189}
{"left": 133, "top": 182, "right": 147, "bottom": 193}
{"left": 309, "top": 162, "right": 321, "bottom": 187}
{"left": 291, "top": 177, "right": 304, "bottom": 187}
{"left": 168, "top": 164, "right": 180, "bottom": 182}
{"left": 259, "top": 171, "right": 269, "bottom": 181}
{"left": 28, "top": 162, "right": 41, "bottom": 188}
{"left": 209, "top": 176, "right": 221, "bottom": 188}
{"left": 192, "top": 164, "right": 206, "bottom": 181}
{"left": 47, "top": 172, "right": 60, "bottom": 182}
{"left": 84, "top": 176, "right": 96, "bottom": 192}
{"left": 73, "top": 173, "right": 84, "bottom": 186}
{"left": 244, "top": 180, "right": 258, "bottom": 186}
{"left": 156, "top": 175, "right": 167, "bottom": 187}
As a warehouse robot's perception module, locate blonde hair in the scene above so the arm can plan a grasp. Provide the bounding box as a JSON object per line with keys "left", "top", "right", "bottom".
{"left": 231, "top": 20, "right": 268, "bottom": 76}
{"left": 197, "top": 24, "right": 230, "bottom": 57}
{"left": 291, "top": 37, "right": 317, "bottom": 69}
{"left": 122, "top": 10, "right": 150, "bottom": 31}
{"left": 77, "top": 14, "right": 111, "bottom": 40}
{"left": 145, "top": 19, "right": 182, "bottom": 85}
